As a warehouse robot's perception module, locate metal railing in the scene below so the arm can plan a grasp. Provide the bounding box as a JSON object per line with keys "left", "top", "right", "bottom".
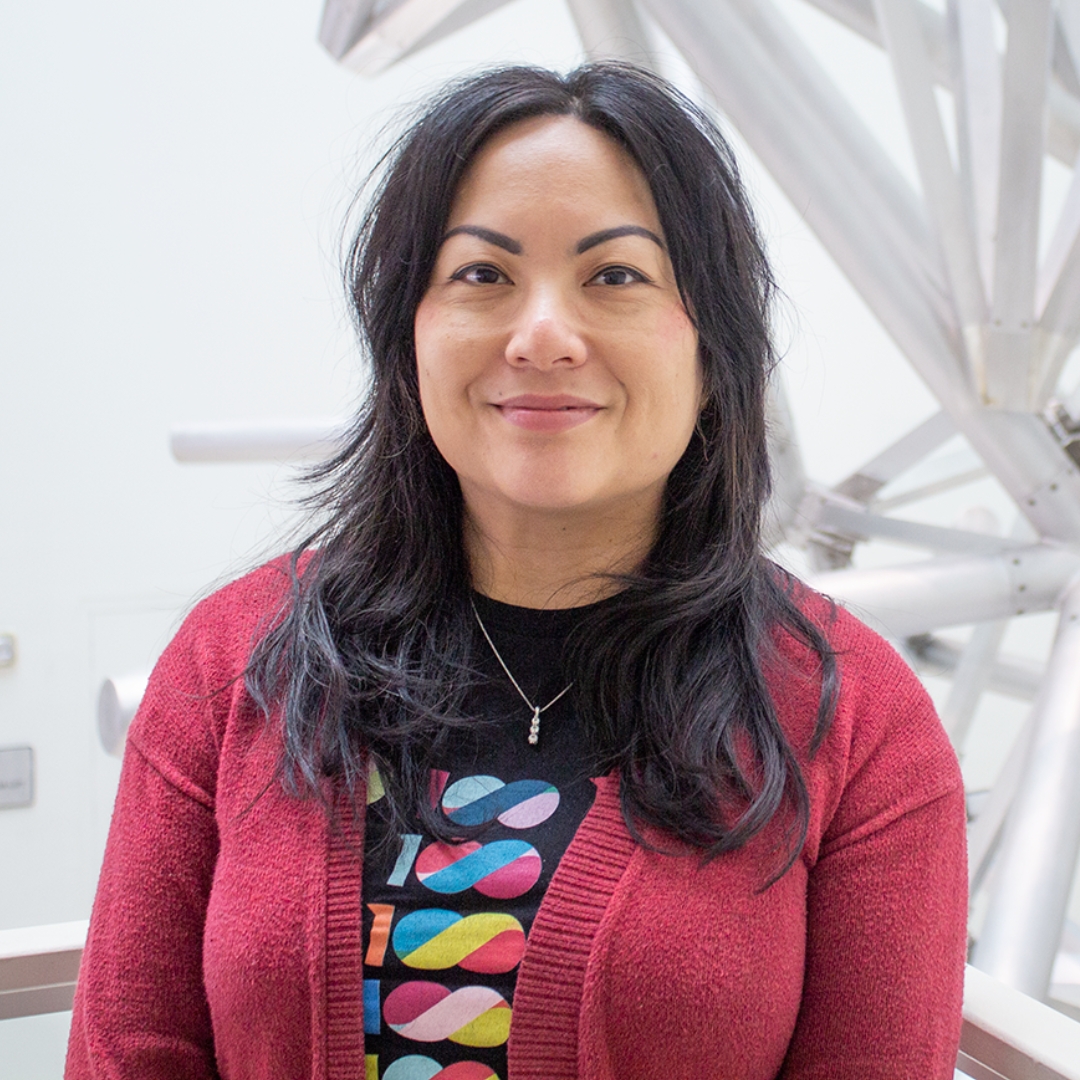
{"left": 0, "top": 921, "right": 85, "bottom": 1021}
{"left": 4, "top": 922, "right": 1080, "bottom": 1077}
{"left": 959, "top": 965, "right": 1080, "bottom": 1080}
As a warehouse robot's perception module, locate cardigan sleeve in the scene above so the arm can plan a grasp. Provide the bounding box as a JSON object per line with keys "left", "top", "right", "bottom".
{"left": 64, "top": 563, "right": 289, "bottom": 1079}
{"left": 65, "top": 741, "right": 220, "bottom": 1079}
{"left": 778, "top": 620, "right": 968, "bottom": 1079}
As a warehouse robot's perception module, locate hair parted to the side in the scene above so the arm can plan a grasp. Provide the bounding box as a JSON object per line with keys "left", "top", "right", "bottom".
{"left": 246, "top": 62, "right": 838, "bottom": 877}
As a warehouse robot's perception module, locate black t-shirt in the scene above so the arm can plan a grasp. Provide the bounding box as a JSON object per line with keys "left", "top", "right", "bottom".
{"left": 361, "top": 594, "right": 602, "bottom": 1080}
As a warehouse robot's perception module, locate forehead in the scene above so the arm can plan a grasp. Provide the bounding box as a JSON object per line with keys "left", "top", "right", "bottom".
{"left": 447, "top": 115, "right": 661, "bottom": 230}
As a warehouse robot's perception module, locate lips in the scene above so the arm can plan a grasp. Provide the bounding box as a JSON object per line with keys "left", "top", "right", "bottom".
{"left": 494, "top": 394, "right": 602, "bottom": 432}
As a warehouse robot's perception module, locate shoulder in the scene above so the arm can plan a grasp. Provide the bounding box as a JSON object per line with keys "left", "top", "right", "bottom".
{"left": 770, "top": 578, "right": 964, "bottom": 860}
{"left": 772, "top": 577, "right": 945, "bottom": 742}
{"left": 124, "top": 555, "right": 303, "bottom": 802}
{"left": 813, "top": 592, "right": 954, "bottom": 783}
{"left": 768, "top": 580, "right": 936, "bottom": 736}
{"left": 171, "top": 554, "right": 300, "bottom": 662}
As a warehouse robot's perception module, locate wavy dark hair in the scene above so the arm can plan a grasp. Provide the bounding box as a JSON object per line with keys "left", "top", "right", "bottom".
{"left": 247, "top": 62, "right": 837, "bottom": 874}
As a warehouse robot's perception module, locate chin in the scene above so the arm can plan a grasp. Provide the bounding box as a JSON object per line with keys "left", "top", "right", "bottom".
{"left": 507, "top": 489, "right": 601, "bottom": 514}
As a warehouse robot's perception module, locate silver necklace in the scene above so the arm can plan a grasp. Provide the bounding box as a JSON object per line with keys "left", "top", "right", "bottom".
{"left": 471, "top": 601, "right": 573, "bottom": 746}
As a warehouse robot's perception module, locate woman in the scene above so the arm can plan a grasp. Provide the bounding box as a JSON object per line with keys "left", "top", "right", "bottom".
{"left": 67, "top": 63, "right": 967, "bottom": 1079}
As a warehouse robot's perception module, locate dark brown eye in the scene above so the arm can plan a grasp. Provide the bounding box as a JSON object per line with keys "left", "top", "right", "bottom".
{"left": 454, "top": 264, "right": 508, "bottom": 285}
{"left": 590, "top": 266, "right": 645, "bottom": 286}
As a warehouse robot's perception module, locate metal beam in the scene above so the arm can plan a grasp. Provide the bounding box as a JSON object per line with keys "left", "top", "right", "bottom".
{"left": 394, "top": 0, "right": 521, "bottom": 66}
{"left": 984, "top": 0, "right": 1054, "bottom": 409}
{"left": 873, "top": 465, "right": 988, "bottom": 510}
{"left": 170, "top": 419, "right": 346, "bottom": 463}
{"left": 942, "top": 514, "right": 1031, "bottom": 748}
{"left": 340, "top": 0, "right": 511, "bottom": 73}
{"left": 801, "top": 0, "right": 952, "bottom": 89}
{"left": 875, "top": 0, "right": 987, "bottom": 374}
{"left": 318, "top": 0, "right": 380, "bottom": 59}
{"left": 807, "top": 543, "right": 1080, "bottom": 638}
{"left": 967, "top": 708, "right": 1035, "bottom": 892}
{"left": 810, "top": 498, "right": 1027, "bottom": 556}
{"left": 1055, "top": 3, "right": 1080, "bottom": 96}
{"left": 973, "top": 575, "right": 1080, "bottom": 999}
{"left": 907, "top": 633, "right": 1044, "bottom": 702}
{"left": 800, "top": 0, "right": 1080, "bottom": 169}
{"left": 565, "top": 0, "right": 657, "bottom": 69}
{"left": 98, "top": 673, "right": 149, "bottom": 757}
{"left": 833, "top": 410, "right": 956, "bottom": 503}
{"left": 763, "top": 379, "right": 808, "bottom": 549}
{"left": 949, "top": 0, "right": 1002, "bottom": 298}
{"left": 640, "top": 0, "right": 966, "bottom": 407}
{"left": 1061, "top": 1, "right": 1080, "bottom": 97}
{"left": 1039, "top": 0, "right": 1080, "bottom": 316}
{"left": 1035, "top": 174, "right": 1080, "bottom": 408}
{"left": 962, "top": 405, "right": 1080, "bottom": 543}
{"left": 941, "top": 618, "right": 1009, "bottom": 748}
{"left": 1035, "top": 2, "right": 1080, "bottom": 406}
{"left": 727, "top": 0, "right": 947, "bottom": 306}
{"left": 798, "top": 0, "right": 879, "bottom": 44}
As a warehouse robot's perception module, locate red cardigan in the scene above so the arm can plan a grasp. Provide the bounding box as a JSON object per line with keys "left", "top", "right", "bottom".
{"left": 66, "top": 561, "right": 967, "bottom": 1079}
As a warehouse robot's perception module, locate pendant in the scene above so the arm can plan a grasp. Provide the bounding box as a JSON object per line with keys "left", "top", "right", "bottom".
{"left": 528, "top": 706, "right": 541, "bottom": 746}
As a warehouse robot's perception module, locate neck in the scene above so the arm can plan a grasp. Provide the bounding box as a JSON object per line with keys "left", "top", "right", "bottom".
{"left": 464, "top": 492, "right": 661, "bottom": 609}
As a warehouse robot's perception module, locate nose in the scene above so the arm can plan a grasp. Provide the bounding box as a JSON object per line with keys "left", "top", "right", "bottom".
{"left": 504, "top": 286, "right": 587, "bottom": 370}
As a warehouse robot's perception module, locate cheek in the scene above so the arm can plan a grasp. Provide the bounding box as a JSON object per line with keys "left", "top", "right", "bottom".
{"left": 654, "top": 297, "right": 699, "bottom": 362}
{"left": 671, "top": 313, "right": 700, "bottom": 368}
{"left": 655, "top": 328, "right": 702, "bottom": 462}
{"left": 658, "top": 310, "right": 703, "bottom": 415}
{"left": 415, "top": 367, "right": 463, "bottom": 477}
{"left": 414, "top": 305, "right": 460, "bottom": 413}
{"left": 414, "top": 299, "right": 488, "bottom": 390}
{"left": 413, "top": 301, "right": 440, "bottom": 380}
{"left": 414, "top": 343, "right": 450, "bottom": 447}
{"left": 414, "top": 308, "right": 483, "bottom": 477}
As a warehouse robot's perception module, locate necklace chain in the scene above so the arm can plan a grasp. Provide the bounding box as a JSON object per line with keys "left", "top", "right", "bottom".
{"left": 471, "top": 601, "right": 573, "bottom": 746}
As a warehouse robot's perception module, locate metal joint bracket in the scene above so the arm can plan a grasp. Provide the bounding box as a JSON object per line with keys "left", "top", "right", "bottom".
{"left": 1046, "top": 400, "right": 1080, "bottom": 469}
{"left": 982, "top": 326, "right": 1040, "bottom": 410}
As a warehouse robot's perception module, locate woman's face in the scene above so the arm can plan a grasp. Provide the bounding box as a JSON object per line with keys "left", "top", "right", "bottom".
{"left": 414, "top": 115, "right": 701, "bottom": 528}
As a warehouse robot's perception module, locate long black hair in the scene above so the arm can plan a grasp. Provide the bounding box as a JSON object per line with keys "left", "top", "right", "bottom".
{"left": 247, "top": 62, "right": 837, "bottom": 874}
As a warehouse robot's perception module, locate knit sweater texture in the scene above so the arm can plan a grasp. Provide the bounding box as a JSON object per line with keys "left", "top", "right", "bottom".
{"left": 66, "top": 560, "right": 968, "bottom": 1079}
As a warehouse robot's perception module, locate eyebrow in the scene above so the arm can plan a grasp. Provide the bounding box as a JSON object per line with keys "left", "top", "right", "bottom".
{"left": 441, "top": 225, "right": 522, "bottom": 254}
{"left": 440, "top": 222, "right": 667, "bottom": 258}
{"left": 576, "top": 225, "right": 666, "bottom": 254}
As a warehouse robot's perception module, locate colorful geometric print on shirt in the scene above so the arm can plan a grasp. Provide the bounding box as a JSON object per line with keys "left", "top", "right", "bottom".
{"left": 361, "top": 595, "right": 602, "bottom": 1080}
